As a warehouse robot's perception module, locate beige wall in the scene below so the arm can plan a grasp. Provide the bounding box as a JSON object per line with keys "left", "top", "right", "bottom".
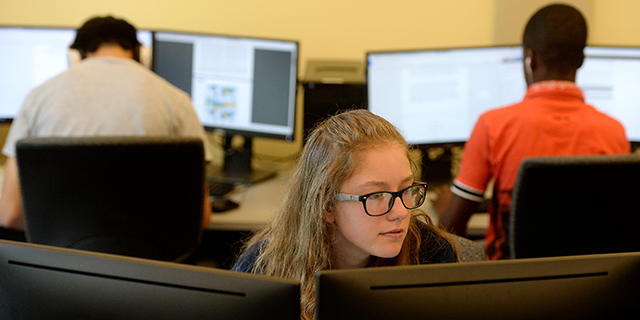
{"left": 494, "top": 0, "right": 593, "bottom": 45}
{"left": 0, "top": 0, "right": 638, "bottom": 161}
{"left": 0, "top": 0, "right": 498, "bottom": 64}
{"left": 591, "top": 0, "right": 640, "bottom": 46}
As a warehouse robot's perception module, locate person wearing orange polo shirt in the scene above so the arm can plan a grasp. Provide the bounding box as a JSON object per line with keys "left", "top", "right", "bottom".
{"left": 435, "top": 4, "right": 630, "bottom": 260}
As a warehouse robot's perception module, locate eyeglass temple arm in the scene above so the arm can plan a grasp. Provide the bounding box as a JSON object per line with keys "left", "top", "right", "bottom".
{"left": 335, "top": 193, "right": 362, "bottom": 201}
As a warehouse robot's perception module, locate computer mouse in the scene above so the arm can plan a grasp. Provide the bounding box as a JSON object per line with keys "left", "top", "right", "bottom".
{"left": 211, "top": 196, "right": 239, "bottom": 213}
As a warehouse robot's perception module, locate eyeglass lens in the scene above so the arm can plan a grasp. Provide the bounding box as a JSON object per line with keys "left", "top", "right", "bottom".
{"left": 365, "top": 185, "right": 425, "bottom": 215}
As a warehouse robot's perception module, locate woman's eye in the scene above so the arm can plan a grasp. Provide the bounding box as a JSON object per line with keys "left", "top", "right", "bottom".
{"left": 369, "top": 193, "right": 386, "bottom": 200}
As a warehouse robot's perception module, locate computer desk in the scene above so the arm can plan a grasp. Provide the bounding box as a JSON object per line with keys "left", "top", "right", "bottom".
{"left": 207, "top": 163, "right": 490, "bottom": 238}
{"left": 207, "top": 164, "right": 293, "bottom": 232}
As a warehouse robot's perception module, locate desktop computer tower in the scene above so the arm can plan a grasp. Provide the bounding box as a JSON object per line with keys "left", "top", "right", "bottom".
{"left": 302, "top": 59, "right": 367, "bottom": 142}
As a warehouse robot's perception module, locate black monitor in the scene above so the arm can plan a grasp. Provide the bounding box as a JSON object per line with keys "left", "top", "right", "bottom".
{"left": 0, "top": 239, "right": 300, "bottom": 319}
{"left": 152, "top": 31, "right": 299, "bottom": 184}
{"left": 367, "top": 45, "right": 640, "bottom": 183}
{"left": 315, "top": 252, "right": 640, "bottom": 320}
{"left": 0, "top": 26, "right": 153, "bottom": 122}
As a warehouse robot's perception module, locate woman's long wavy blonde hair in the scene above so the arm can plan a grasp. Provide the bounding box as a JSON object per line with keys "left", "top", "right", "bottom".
{"left": 237, "top": 109, "right": 453, "bottom": 319}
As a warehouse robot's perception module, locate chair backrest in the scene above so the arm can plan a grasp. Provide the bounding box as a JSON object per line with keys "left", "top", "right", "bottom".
{"left": 16, "top": 136, "right": 205, "bottom": 262}
{"left": 509, "top": 154, "right": 640, "bottom": 259}
{"left": 448, "top": 233, "right": 486, "bottom": 262}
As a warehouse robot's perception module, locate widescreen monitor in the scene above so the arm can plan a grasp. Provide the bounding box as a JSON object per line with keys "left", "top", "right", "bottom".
{"left": 367, "top": 45, "right": 526, "bottom": 147}
{"left": 0, "top": 26, "right": 153, "bottom": 122}
{"left": 578, "top": 46, "right": 640, "bottom": 144}
{"left": 0, "top": 26, "right": 75, "bottom": 121}
{"left": 367, "top": 45, "right": 640, "bottom": 147}
{"left": 0, "top": 239, "right": 300, "bottom": 320}
{"left": 152, "top": 31, "right": 299, "bottom": 183}
{"left": 315, "top": 252, "right": 640, "bottom": 320}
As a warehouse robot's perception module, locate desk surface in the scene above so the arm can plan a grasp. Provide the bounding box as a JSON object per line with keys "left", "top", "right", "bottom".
{"left": 208, "top": 164, "right": 489, "bottom": 236}
{"left": 207, "top": 164, "right": 293, "bottom": 231}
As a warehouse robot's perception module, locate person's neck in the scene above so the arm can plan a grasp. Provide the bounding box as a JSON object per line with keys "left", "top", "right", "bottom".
{"left": 85, "top": 44, "right": 134, "bottom": 60}
{"left": 335, "top": 257, "right": 368, "bottom": 269}
{"left": 533, "top": 69, "right": 577, "bottom": 84}
{"left": 332, "top": 242, "right": 370, "bottom": 269}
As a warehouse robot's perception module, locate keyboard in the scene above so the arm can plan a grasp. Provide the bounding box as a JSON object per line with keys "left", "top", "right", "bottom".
{"left": 208, "top": 180, "right": 235, "bottom": 196}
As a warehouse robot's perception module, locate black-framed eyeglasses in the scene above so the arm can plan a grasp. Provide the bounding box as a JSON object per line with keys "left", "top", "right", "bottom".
{"left": 335, "top": 182, "right": 428, "bottom": 217}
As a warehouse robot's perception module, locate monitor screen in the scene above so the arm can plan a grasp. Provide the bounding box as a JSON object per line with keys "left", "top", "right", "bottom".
{"left": 0, "top": 26, "right": 76, "bottom": 121}
{"left": 315, "top": 252, "right": 640, "bottom": 320}
{"left": 367, "top": 45, "right": 526, "bottom": 146}
{"left": 0, "top": 239, "right": 300, "bottom": 320}
{"left": 152, "top": 31, "right": 299, "bottom": 183}
{"left": 0, "top": 26, "right": 153, "bottom": 122}
{"left": 152, "top": 31, "right": 298, "bottom": 141}
{"left": 367, "top": 45, "right": 640, "bottom": 146}
{"left": 578, "top": 46, "right": 640, "bottom": 143}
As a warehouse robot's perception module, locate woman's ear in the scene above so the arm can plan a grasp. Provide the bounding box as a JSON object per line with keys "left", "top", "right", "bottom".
{"left": 323, "top": 206, "right": 335, "bottom": 223}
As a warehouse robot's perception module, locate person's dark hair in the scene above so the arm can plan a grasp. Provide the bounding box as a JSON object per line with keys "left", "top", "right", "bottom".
{"left": 522, "top": 4, "right": 587, "bottom": 72}
{"left": 70, "top": 15, "right": 141, "bottom": 61}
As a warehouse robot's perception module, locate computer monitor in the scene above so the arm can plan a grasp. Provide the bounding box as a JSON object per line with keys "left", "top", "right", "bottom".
{"left": 367, "top": 45, "right": 525, "bottom": 185}
{"left": 315, "top": 252, "right": 640, "bottom": 320}
{"left": 578, "top": 46, "right": 640, "bottom": 146}
{"left": 0, "top": 26, "right": 76, "bottom": 122}
{"left": 367, "top": 45, "right": 640, "bottom": 183}
{"left": 367, "top": 45, "right": 526, "bottom": 147}
{"left": 152, "top": 31, "right": 299, "bottom": 183}
{"left": 0, "top": 26, "right": 154, "bottom": 122}
{"left": 0, "top": 239, "right": 300, "bottom": 320}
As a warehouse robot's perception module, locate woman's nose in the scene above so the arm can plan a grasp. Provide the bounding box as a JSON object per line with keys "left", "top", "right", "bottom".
{"left": 385, "top": 197, "right": 410, "bottom": 220}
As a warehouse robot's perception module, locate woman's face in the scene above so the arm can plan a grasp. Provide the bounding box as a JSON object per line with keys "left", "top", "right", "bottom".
{"left": 325, "top": 142, "right": 414, "bottom": 269}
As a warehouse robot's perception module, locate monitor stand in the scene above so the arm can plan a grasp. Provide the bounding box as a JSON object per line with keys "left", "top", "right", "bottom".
{"left": 208, "top": 135, "right": 277, "bottom": 185}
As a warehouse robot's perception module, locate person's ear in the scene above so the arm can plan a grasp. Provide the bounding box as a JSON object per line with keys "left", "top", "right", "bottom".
{"left": 576, "top": 52, "right": 585, "bottom": 69}
{"left": 523, "top": 48, "right": 535, "bottom": 85}
{"left": 323, "top": 206, "right": 335, "bottom": 223}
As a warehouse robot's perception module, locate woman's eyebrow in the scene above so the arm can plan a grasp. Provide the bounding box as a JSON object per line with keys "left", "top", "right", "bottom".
{"left": 359, "top": 176, "right": 414, "bottom": 188}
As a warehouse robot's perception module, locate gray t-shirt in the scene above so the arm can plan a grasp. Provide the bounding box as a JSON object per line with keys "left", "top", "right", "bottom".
{"left": 3, "top": 57, "right": 211, "bottom": 161}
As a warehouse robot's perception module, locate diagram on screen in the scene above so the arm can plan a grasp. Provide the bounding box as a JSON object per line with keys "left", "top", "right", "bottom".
{"left": 204, "top": 85, "right": 237, "bottom": 122}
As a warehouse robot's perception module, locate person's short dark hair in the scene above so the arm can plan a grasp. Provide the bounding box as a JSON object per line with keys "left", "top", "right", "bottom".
{"left": 522, "top": 4, "right": 587, "bottom": 73}
{"left": 70, "top": 15, "right": 141, "bottom": 61}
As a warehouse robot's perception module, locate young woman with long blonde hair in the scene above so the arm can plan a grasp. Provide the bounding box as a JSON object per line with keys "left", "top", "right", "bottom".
{"left": 233, "top": 109, "right": 458, "bottom": 319}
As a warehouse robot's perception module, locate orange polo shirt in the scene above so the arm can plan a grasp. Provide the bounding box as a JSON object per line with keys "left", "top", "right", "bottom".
{"left": 452, "top": 81, "right": 630, "bottom": 260}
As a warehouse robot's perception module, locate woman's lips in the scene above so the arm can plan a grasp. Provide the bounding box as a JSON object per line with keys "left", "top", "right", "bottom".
{"left": 380, "top": 228, "right": 405, "bottom": 238}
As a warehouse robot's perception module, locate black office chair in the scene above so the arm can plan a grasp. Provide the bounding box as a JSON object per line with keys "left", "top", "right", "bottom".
{"left": 509, "top": 154, "right": 640, "bottom": 259}
{"left": 15, "top": 136, "right": 205, "bottom": 262}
